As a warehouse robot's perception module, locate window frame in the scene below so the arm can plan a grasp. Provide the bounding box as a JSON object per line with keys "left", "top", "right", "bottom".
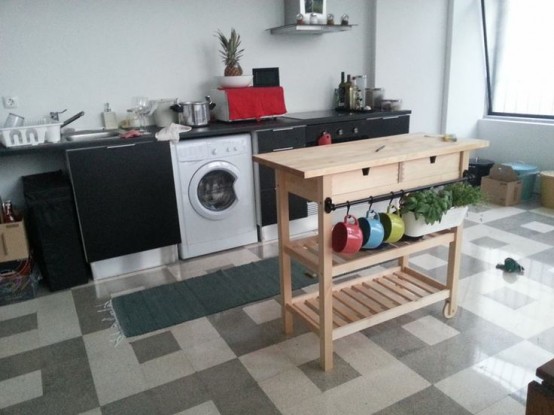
{"left": 480, "top": 0, "right": 554, "bottom": 121}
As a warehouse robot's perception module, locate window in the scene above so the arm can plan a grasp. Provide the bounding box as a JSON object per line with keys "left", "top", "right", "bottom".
{"left": 481, "top": 0, "right": 554, "bottom": 119}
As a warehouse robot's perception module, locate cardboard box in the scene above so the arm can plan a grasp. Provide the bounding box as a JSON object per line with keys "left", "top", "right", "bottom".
{"left": 0, "top": 220, "right": 29, "bottom": 263}
{"left": 481, "top": 164, "right": 522, "bottom": 206}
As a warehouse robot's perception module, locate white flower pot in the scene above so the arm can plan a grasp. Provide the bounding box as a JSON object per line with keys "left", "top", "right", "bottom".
{"left": 402, "top": 206, "right": 468, "bottom": 237}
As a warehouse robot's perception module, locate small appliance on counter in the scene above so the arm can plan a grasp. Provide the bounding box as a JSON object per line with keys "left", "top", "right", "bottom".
{"left": 210, "top": 86, "right": 287, "bottom": 122}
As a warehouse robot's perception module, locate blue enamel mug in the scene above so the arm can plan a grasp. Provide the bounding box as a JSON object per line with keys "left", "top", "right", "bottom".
{"left": 358, "top": 209, "right": 385, "bottom": 249}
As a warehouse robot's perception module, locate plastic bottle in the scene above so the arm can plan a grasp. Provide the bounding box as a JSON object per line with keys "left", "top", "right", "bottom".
{"left": 2, "top": 200, "right": 16, "bottom": 223}
{"left": 102, "top": 103, "right": 118, "bottom": 129}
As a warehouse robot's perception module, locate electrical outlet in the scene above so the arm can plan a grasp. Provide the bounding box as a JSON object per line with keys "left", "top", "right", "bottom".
{"left": 2, "top": 96, "right": 19, "bottom": 109}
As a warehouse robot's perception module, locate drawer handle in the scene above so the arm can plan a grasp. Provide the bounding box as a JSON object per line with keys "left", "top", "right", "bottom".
{"left": 271, "top": 127, "right": 295, "bottom": 132}
{"left": 272, "top": 147, "right": 293, "bottom": 152}
{"left": 430, "top": 156, "right": 437, "bottom": 164}
{"left": 107, "top": 143, "right": 136, "bottom": 149}
{"left": 362, "top": 167, "right": 370, "bottom": 176}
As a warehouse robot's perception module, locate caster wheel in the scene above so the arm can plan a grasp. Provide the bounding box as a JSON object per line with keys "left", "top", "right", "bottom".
{"left": 443, "top": 301, "right": 456, "bottom": 319}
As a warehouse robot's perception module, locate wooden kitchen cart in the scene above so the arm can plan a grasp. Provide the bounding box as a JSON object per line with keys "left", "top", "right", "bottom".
{"left": 253, "top": 133, "right": 488, "bottom": 371}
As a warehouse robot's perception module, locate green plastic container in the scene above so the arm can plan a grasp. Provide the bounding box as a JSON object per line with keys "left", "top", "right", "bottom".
{"left": 503, "top": 162, "right": 539, "bottom": 200}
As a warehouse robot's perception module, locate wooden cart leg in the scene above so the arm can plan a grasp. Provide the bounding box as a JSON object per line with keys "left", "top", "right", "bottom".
{"left": 444, "top": 225, "right": 463, "bottom": 318}
{"left": 276, "top": 171, "right": 294, "bottom": 334}
{"left": 318, "top": 177, "right": 334, "bottom": 371}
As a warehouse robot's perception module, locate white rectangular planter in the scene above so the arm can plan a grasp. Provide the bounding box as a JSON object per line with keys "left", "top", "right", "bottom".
{"left": 402, "top": 206, "right": 468, "bottom": 237}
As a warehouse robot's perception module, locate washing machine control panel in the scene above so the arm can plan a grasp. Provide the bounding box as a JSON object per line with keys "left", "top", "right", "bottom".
{"left": 207, "top": 139, "right": 245, "bottom": 157}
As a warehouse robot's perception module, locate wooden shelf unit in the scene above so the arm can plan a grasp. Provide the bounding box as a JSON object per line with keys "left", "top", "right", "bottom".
{"left": 253, "top": 133, "right": 489, "bottom": 371}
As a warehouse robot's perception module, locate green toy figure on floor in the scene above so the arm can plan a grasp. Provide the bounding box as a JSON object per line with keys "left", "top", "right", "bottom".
{"left": 496, "top": 257, "right": 525, "bottom": 274}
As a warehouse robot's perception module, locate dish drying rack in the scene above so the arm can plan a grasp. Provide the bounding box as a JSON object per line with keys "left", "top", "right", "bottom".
{"left": 0, "top": 122, "right": 62, "bottom": 148}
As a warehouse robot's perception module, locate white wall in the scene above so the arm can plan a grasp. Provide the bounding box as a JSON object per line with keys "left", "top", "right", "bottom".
{"left": 0, "top": 0, "right": 373, "bottom": 205}
{"left": 443, "top": 0, "right": 487, "bottom": 139}
{"left": 374, "top": 0, "right": 449, "bottom": 134}
{"left": 0, "top": 0, "right": 373, "bottom": 130}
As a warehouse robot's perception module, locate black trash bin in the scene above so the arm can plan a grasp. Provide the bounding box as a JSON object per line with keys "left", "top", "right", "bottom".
{"left": 468, "top": 158, "right": 494, "bottom": 186}
{"left": 22, "top": 170, "right": 90, "bottom": 291}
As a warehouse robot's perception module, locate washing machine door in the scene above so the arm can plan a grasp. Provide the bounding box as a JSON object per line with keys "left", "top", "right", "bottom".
{"left": 188, "top": 160, "right": 240, "bottom": 220}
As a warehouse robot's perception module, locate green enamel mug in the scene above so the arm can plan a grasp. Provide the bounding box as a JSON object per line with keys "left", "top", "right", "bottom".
{"left": 379, "top": 205, "right": 405, "bottom": 243}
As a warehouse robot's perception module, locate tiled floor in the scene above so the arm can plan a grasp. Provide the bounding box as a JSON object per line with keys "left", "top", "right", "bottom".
{"left": 1, "top": 198, "right": 554, "bottom": 414}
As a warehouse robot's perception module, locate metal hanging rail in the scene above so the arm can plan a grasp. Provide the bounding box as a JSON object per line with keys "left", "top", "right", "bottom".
{"left": 323, "top": 171, "right": 472, "bottom": 214}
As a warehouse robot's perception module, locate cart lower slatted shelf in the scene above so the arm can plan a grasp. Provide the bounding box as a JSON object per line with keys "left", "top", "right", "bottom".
{"left": 288, "top": 266, "right": 450, "bottom": 340}
{"left": 284, "top": 230, "right": 456, "bottom": 278}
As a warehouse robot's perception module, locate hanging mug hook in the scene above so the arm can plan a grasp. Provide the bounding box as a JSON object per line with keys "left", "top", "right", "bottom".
{"left": 346, "top": 201, "right": 351, "bottom": 216}
{"left": 367, "top": 196, "right": 374, "bottom": 211}
{"left": 388, "top": 192, "right": 395, "bottom": 207}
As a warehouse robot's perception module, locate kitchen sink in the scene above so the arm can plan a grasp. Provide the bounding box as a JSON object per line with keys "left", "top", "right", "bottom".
{"left": 63, "top": 129, "right": 121, "bottom": 142}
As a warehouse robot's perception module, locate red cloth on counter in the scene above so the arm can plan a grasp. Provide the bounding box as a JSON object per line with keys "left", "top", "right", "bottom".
{"left": 221, "top": 87, "right": 287, "bottom": 121}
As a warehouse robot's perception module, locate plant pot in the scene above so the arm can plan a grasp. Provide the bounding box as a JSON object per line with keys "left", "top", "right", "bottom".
{"left": 402, "top": 206, "right": 468, "bottom": 237}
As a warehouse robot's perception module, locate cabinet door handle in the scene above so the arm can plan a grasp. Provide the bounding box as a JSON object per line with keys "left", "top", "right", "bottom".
{"left": 107, "top": 143, "right": 136, "bottom": 149}
{"left": 366, "top": 116, "right": 400, "bottom": 121}
{"left": 272, "top": 147, "right": 294, "bottom": 152}
{"left": 271, "top": 126, "right": 305, "bottom": 131}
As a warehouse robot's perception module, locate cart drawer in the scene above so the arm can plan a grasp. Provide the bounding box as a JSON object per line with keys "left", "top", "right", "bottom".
{"left": 331, "top": 163, "right": 399, "bottom": 195}
{"left": 400, "top": 153, "right": 461, "bottom": 183}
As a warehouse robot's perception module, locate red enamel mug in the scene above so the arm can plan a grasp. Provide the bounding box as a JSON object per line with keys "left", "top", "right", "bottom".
{"left": 332, "top": 214, "right": 363, "bottom": 254}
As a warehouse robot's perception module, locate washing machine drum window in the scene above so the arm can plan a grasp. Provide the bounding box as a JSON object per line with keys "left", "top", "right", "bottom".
{"left": 189, "top": 161, "right": 240, "bottom": 220}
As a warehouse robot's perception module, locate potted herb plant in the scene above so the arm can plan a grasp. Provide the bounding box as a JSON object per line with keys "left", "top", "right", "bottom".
{"left": 400, "top": 182, "right": 482, "bottom": 237}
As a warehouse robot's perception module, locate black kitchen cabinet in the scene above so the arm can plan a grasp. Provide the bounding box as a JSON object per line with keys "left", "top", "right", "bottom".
{"left": 364, "top": 114, "right": 411, "bottom": 138}
{"left": 66, "top": 141, "right": 180, "bottom": 263}
{"left": 305, "top": 114, "right": 411, "bottom": 146}
{"left": 253, "top": 126, "right": 307, "bottom": 228}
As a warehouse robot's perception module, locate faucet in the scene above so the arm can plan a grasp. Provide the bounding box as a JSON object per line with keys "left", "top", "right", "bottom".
{"left": 49, "top": 109, "right": 67, "bottom": 122}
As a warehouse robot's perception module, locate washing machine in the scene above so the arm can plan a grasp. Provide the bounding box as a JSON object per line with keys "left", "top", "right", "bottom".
{"left": 172, "top": 134, "right": 258, "bottom": 259}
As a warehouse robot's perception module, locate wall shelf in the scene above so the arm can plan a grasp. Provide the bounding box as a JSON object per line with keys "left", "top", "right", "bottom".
{"left": 268, "top": 24, "right": 353, "bottom": 35}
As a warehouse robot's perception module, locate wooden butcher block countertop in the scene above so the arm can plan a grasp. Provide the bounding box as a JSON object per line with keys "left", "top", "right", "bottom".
{"left": 253, "top": 133, "right": 489, "bottom": 179}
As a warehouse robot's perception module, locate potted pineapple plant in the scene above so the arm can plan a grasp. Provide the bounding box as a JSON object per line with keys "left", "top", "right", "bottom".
{"left": 215, "top": 28, "right": 252, "bottom": 87}
{"left": 400, "top": 182, "right": 483, "bottom": 237}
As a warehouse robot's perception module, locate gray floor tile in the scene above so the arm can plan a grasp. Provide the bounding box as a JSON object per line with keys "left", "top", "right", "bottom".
{"left": 373, "top": 386, "right": 472, "bottom": 415}
{"left": 470, "top": 236, "right": 509, "bottom": 249}
{"left": 299, "top": 354, "right": 361, "bottom": 392}
{"left": 197, "top": 359, "right": 279, "bottom": 415}
{"left": 71, "top": 286, "right": 113, "bottom": 335}
{"left": 101, "top": 374, "right": 210, "bottom": 415}
{"left": 208, "top": 305, "right": 308, "bottom": 357}
{"left": 528, "top": 247, "right": 554, "bottom": 267}
{"left": 0, "top": 313, "right": 37, "bottom": 339}
{"left": 529, "top": 326, "right": 554, "bottom": 354}
{"left": 130, "top": 331, "right": 181, "bottom": 364}
{"left": 484, "top": 286, "right": 536, "bottom": 309}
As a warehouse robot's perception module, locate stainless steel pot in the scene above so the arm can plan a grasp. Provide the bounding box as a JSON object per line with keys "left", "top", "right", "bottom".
{"left": 173, "top": 96, "right": 215, "bottom": 127}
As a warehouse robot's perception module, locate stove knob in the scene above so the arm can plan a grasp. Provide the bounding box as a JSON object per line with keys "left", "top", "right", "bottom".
{"left": 337, "top": 128, "right": 344, "bottom": 136}
{"left": 353, "top": 127, "right": 359, "bottom": 134}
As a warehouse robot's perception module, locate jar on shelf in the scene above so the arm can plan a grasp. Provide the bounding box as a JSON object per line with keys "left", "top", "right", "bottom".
{"left": 296, "top": 13, "right": 304, "bottom": 24}
{"left": 341, "top": 14, "right": 349, "bottom": 25}
{"left": 309, "top": 13, "right": 318, "bottom": 25}
{"left": 327, "top": 14, "right": 335, "bottom": 25}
